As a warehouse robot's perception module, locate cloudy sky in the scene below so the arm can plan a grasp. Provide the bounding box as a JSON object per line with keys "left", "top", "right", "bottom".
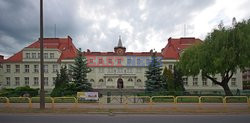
{"left": 0, "top": 0, "right": 250, "bottom": 58}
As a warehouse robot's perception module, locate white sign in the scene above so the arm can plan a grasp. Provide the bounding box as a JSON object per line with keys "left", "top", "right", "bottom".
{"left": 77, "top": 92, "right": 99, "bottom": 101}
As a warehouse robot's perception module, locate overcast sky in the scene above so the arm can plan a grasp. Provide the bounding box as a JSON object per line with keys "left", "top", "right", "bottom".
{"left": 0, "top": 0, "right": 250, "bottom": 58}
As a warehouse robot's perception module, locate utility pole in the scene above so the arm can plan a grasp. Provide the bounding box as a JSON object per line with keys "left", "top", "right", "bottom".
{"left": 40, "top": 0, "right": 45, "bottom": 109}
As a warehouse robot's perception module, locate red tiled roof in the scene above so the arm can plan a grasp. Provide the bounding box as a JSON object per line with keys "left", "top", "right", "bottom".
{"left": 4, "top": 36, "right": 77, "bottom": 63}
{"left": 161, "top": 37, "right": 203, "bottom": 59}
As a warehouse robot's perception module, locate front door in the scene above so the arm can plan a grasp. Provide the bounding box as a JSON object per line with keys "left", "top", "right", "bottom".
{"left": 117, "top": 78, "right": 123, "bottom": 89}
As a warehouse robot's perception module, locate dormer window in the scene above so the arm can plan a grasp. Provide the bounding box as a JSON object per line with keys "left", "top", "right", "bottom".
{"left": 32, "top": 53, "right": 36, "bottom": 59}
{"left": 26, "top": 53, "right": 30, "bottom": 59}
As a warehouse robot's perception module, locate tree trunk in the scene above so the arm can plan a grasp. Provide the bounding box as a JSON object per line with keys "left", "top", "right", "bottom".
{"left": 221, "top": 84, "right": 233, "bottom": 96}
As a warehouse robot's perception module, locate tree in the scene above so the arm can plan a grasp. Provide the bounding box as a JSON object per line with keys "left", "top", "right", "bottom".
{"left": 173, "top": 67, "right": 185, "bottom": 92}
{"left": 70, "top": 48, "right": 92, "bottom": 92}
{"left": 145, "top": 51, "right": 163, "bottom": 93}
{"left": 162, "top": 67, "right": 174, "bottom": 91}
{"left": 178, "top": 18, "right": 250, "bottom": 96}
{"left": 51, "top": 65, "right": 70, "bottom": 97}
{"left": 162, "top": 67, "right": 185, "bottom": 93}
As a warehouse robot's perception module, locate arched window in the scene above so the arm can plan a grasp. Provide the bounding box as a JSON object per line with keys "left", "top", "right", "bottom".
{"left": 137, "top": 79, "right": 142, "bottom": 82}
{"left": 107, "top": 78, "right": 113, "bottom": 82}
{"left": 128, "top": 78, "right": 133, "bottom": 82}
{"left": 99, "top": 79, "right": 104, "bottom": 82}
{"left": 90, "top": 79, "right": 94, "bottom": 83}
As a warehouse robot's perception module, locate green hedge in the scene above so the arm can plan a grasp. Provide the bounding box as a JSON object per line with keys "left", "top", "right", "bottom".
{"left": 0, "top": 86, "right": 39, "bottom": 97}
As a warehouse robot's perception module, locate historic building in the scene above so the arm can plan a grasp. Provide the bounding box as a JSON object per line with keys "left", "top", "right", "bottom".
{"left": 0, "top": 36, "right": 243, "bottom": 94}
{"left": 161, "top": 37, "right": 242, "bottom": 93}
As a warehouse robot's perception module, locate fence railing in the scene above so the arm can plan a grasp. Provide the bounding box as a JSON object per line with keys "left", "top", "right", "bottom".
{"left": 0, "top": 96, "right": 249, "bottom": 109}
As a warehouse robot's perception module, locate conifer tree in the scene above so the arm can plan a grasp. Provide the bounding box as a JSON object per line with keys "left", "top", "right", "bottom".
{"left": 70, "top": 48, "right": 92, "bottom": 91}
{"left": 145, "top": 51, "right": 163, "bottom": 93}
{"left": 51, "top": 65, "right": 69, "bottom": 97}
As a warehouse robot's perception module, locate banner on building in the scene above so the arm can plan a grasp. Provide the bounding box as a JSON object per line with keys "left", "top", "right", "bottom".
{"left": 77, "top": 92, "right": 99, "bottom": 101}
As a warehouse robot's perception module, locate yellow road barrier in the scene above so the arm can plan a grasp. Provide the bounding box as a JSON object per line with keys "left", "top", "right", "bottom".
{"left": 224, "top": 96, "right": 248, "bottom": 103}
{"left": 0, "top": 97, "right": 10, "bottom": 108}
{"left": 175, "top": 96, "right": 200, "bottom": 103}
{"left": 9, "top": 97, "right": 32, "bottom": 108}
{"left": 151, "top": 96, "right": 175, "bottom": 104}
{"left": 199, "top": 96, "right": 224, "bottom": 103}
{"left": 53, "top": 97, "right": 77, "bottom": 109}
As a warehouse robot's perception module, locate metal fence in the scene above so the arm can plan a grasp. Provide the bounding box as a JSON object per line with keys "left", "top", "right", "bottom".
{"left": 0, "top": 96, "right": 249, "bottom": 109}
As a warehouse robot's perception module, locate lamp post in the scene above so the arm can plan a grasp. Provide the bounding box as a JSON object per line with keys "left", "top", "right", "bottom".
{"left": 40, "top": 0, "right": 45, "bottom": 109}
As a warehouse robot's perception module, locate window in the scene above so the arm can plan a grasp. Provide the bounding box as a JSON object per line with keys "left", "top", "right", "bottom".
{"left": 137, "top": 59, "right": 140, "bottom": 66}
{"left": 6, "top": 77, "right": 10, "bottom": 86}
{"left": 127, "top": 59, "right": 131, "bottom": 65}
{"left": 44, "top": 77, "right": 48, "bottom": 86}
{"left": 15, "top": 77, "right": 20, "bottom": 86}
{"left": 108, "top": 59, "right": 112, "bottom": 64}
{"left": 98, "top": 68, "right": 104, "bottom": 73}
{"left": 90, "top": 59, "right": 94, "bottom": 64}
{"left": 117, "top": 68, "right": 123, "bottom": 73}
{"left": 99, "top": 79, "right": 104, "bottom": 82}
{"left": 44, "top": 65, "right": 48, "bottom": 73}
{"left": 32, "top": 53, "right": 36, "bottom": 59}
{"left": 108, "top": 68, "right": 113, "bottom": 73}
{"left": 202, "top": 78, "right": 207, "bottom": 86}
{"left": 52, "top": 77, "right": 57, "bottom": 85}
{"left": 26, "top": 53, "right": 30, "bottom": 59}
{"left": 107, "top": 78, "right": 113, "bottom": 82}
{"left": 183, "top": 77, "right": 188, "bottom": 86}
{"left": 118, "top": 59, "right": 121, "bottom": 64}
{"left": 6, "top": 65, "right": 11, "bottom": 73}
{"left": 34, "top": 77, "right": 39, "bottom": 86}
{"left": 24, "top": 65, "right": 29, "bottom": 73}
{"left": 128, "top": 78, "right": 133, "bottom": 82}
{"left": 24, "top": 77, "right": 29, "bottom": 86}
{"left": 44, "top": 53, "right": 48, "bottom": 59}
{"left": 127, "top": 68, "right": 133, "bottom": 73}
{"left": 136, "top": 68, "right": 141, "bottom": 73}
{"left": 90, "top": 79, "right": 95, "bottom": 83}
{"left": 231, "top": 78, "right": 236, "bottom": 86}
{"left": 38, "top": 53, "right": 40, "bottom": 58}
{"left": 15, "top": 65, "right": 20, "bottom": 73}
{"left": 53, "top": 64, "right": 58, "bottom": 72}
{"left": 169, "top": 65, "right": 173, "bottom": 70}
{"left": 146, "top": 59, "right": 151, "bottom": 66}
{"left": 34, "top": 65, "right": 39, "bottom": 73}
{"left": 137, "top": 79, "right": 142, "bottom": 82}
{"left": 98, "top": 59, "right": 103, "bottom": 64}
{"left": 50, "top": 53, "right": 54, "bottom": 59}
{"left": 193, "top": 78, "right": 198, "bottom": 86}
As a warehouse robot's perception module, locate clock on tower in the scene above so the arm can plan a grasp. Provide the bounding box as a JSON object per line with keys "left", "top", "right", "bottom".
{"left": 114, "top": 36, "right": 126, "bottom": 55}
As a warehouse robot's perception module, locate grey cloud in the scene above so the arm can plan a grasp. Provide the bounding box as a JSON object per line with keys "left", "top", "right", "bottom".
{"left": 0, "top": 0, "right": 217, "bottom": 56}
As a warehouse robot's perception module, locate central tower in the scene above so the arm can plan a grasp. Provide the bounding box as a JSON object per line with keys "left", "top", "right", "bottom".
{"left": 114, "top": 36, "right": 126, "bottom": 55}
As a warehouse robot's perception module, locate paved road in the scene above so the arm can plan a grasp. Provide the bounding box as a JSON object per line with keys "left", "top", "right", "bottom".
{"left": 0, "top": 114, "right": 250, "bottom": 123}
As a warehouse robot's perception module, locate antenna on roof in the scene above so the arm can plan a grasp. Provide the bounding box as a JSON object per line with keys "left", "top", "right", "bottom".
{"left": 54, "top": 24, "right": 57, "bottom": 38}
